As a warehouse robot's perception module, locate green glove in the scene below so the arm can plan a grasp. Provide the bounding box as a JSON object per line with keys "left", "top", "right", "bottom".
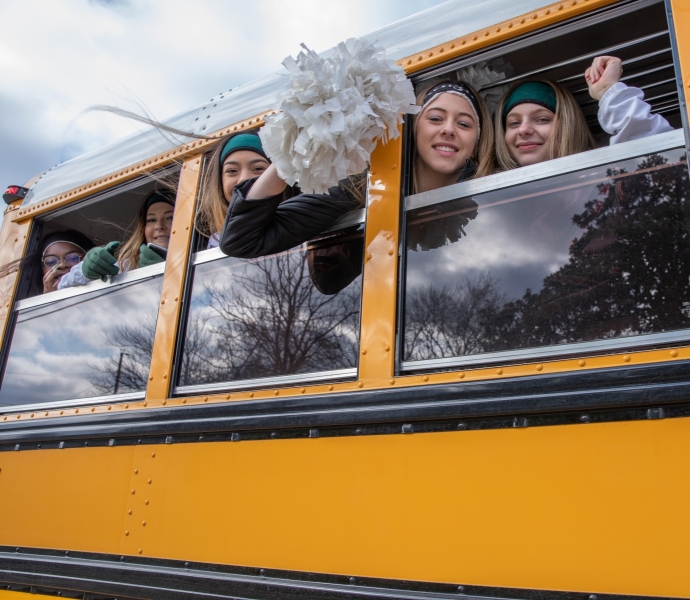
{"left": 138, "top": 244, "right": 165, "bottom": 267}
{"left": 82, "top": 241, "right": 120, "bottom": 281}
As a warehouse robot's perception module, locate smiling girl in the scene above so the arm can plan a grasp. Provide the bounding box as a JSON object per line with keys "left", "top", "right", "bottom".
{"left": 56, "top": 191, "right": 176, "bottom": 288}
{"left": 412, "top": 81, "right": 494, "bottom": 193}
{"left": 196, "top": 132, "right": 271, "bottom": 249}
{"left": 495, "top": 55, "right": 673, "bottom": 171}
{"left": 218, "top": 80, "right": 494, "bottom": 258}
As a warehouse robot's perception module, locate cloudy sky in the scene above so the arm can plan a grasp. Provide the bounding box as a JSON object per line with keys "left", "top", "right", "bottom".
{"left": 0, "top": 0, "right": 448, "bottom": 193}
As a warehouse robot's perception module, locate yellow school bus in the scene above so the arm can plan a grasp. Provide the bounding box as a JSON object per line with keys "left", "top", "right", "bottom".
{"left": 1, "top": 0, "right": 690, "bottom": 598}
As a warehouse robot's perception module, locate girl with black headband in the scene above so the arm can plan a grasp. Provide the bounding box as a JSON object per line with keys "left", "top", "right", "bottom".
{"left": 412, "top": 80, "right": 494, "bottom": 193}
{"left": 56, "top": 191, "right": 176, "bottom": 288}
{"left": 218, "top": 80, "right": 492, "bottom": 259}
{"left": 495, "top": 55, "right": 672, "bottom": 171}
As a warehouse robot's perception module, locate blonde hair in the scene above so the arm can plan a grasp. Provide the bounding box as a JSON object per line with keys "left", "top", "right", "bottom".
{"left": 494, "top": 79, "right": 595, "bottom": 171}
{"left": 412, "top": 80, "right": 495, "bottom": 194}
{"left": 117, "top": 207, "right": 147, "bottom": 271}
{"left": 196, "top": 136, "right": 231, "bottom": 239}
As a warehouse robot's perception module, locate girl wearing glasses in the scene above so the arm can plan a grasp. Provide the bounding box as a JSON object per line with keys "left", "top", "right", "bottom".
{"left": 38, "top": 230, "right": 94, "bottom": 294}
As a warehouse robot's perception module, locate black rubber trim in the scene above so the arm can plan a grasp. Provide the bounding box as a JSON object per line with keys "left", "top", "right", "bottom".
{"left": 1, "top": 361, "right": 690, "bottom": 447}
{"left": 0, "top": 546, "right": 680, "bottom": 600}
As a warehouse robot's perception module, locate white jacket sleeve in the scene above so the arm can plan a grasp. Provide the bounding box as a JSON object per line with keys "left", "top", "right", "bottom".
{"left": 56, "top": 261, "right": 90, "bottom": 290}
{"left": 207, "top": 232, "right": 220, "bottom": 249}
{"left": 599, "top": 82, "right": 674, "bottom": 145}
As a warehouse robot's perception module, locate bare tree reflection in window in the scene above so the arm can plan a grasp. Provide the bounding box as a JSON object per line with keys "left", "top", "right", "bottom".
{"left": 178, "top": 238, "right": 363, "bottom": 387}
{"left": 203, "top": 251, "right": 360, "bottom": 380}
{"left": 405, "top": 273, "right": 504, "bottom": 361}
{"left": 404, "top": 152, "right": 690, "bottom": 361}
{"left": 89, "top": 314, "right": 157, "bottom": 394}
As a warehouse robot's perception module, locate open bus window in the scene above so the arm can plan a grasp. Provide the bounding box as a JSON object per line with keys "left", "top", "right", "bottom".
{"left": 410, "top": 0, "right": 681, "bottom": 179}
{"left": 0, "top": 274, "right": 163, "bottom": 409}
{"left": 402, "top": 134, "right": 690, "bottom": 370}
{"left": 175, "top": 226, "right": 364, "bottom": 393}
{"left": 400, "top": 0, "right": 688, "bottom": 370}
{"left": 0, "top": 168, "right": 179, "bottom": 410}
{"left": 20, "top": 168, "right": 179, "bottom": 299}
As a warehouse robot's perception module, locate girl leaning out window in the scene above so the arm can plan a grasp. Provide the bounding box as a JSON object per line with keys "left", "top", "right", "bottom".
{"left": 495, "top": 55, "right": 673, "bottom": 170}
{"left": 57, "top": 191, "right": 175, "bottom": 288}
{"left": 218, "top": 81, "right": 495, "bottom": 259}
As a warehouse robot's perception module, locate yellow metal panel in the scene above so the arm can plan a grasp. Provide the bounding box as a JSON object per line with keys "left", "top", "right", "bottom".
{"left": 146, "top": 157, "right": 201, "bottom": 400}
{"left": 399, "top": 0, "right": 621, "bottom": 74}
{"left": 121, "top": 445, "right": 171, "bottom": 556}
{"left": 359, "top": 134, "right": 403, "bottom": 380}
{"left": 0, "top": 446, "right": 134, "bottom": 553}
{"left": 3, "top": 420, "right": 690, "bottom": 596}
{"left": 0, "top": 203, "right": 30, "bottom": 352}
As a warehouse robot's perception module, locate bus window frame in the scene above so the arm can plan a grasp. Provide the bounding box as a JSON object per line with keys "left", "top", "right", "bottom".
{"left": 0, "top": 165, "right": 181, "bottom": 413}
{"left": 396, "top": 0, "right": 690, "bottom": 376}
{"left": 399, "top": 129, "right": 688, "bottom": 373}
{"left": 171, "top": 207, "right": 367, "bottom": 396}
{"left": 1, "top": 269, "right": 166, "bottom": 413}
{"left": 14, "top": 261, "right": 166, "bottom": 312}
{"left": 413, "top": 0, "right": 668, "bottom": 85}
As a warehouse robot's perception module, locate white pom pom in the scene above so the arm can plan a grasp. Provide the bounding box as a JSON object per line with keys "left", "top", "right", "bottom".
{"left": 259, "top": 38, "right": 419, "bottom": 194}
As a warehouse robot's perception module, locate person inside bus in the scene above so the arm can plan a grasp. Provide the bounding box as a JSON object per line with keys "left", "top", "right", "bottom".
{"left": 36, "top": 230, "right": 94, "bottom": 294}
{"left": 307, "top": 235, "right": 365, "bottom": 296}
{"left": 495, "top": 55, "right": 673, "bottom": 170}
{"left": 196, "top": 132, "right": 271, "bottom": 249}
{"left": 219, "top": 80, "right": 494, "bottom": 259}
{"left": 57, "top": 191, "right": 175, "bottom": 288}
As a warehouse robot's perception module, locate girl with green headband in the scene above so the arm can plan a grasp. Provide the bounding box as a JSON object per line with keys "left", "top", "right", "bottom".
{"left": 495, "top": 55, "right": 672, "bottom": 171}
{"left": 218, "top": 80, "right": 493, "bottom": 258}
{"left": 196, "top": 132, "right": 271, "bottom": 249}
{"left": 57, "top": 191, "right": 176, "bottom": 288}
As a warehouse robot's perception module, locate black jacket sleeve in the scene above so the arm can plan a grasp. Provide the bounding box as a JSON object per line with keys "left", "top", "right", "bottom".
{"left": 219, "top": 174, "right": 365, "bottom": 259}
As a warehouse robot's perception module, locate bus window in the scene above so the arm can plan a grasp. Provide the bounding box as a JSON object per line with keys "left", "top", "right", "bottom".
{"left": 20, "top": 168, "right": 179, "bottom": 299}
{"left": 175, "top": 224, "right": 364, "bottom": 393}
{"left": 0, "top": 168, "right": 179, "bottom": 410}
{"left": 411, "top": 0, "right": 680, "bottom": 167}
{"left": 0, "top": 272, "right": 163, "bottom": 409}
{"left": 399, "top": 0, "right": 687, "bottom": 371}
{"left": 402, "top": 132, "right": 689, "bottom": 370}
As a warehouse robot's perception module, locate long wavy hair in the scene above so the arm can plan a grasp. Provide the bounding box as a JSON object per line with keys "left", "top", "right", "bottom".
{"left": 494, "top": 79, "right": 595, "bottom": 171}
{"left": 412, "top": 80, "right": 495, "bottom": 194}
{"left": 195, "top": 134, "right": 237, "bottom": 239}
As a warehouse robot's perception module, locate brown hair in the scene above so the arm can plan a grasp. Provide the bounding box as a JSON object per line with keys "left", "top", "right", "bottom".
{"left": 494, "top": 79, "right": 595, "bottom": 171}
{"left": 412, "top": 80, "right": 495, "bottom": 194}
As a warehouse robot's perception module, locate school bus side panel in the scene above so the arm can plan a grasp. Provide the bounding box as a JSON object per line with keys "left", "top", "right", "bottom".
{"left": 1, "top": 418, "right": 689, "bottom": 597}
{"left": 0, "top": 446, "right": 134, "bottom": 554}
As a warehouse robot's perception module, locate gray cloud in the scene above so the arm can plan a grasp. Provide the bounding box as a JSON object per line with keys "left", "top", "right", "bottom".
{"left": 1, "top": 0, "right": 448, "bottom": 198}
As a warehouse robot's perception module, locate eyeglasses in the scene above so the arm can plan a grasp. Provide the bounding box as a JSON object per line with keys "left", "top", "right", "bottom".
{"left": 42, "top": 252, "right": 84, "bottom": 269}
